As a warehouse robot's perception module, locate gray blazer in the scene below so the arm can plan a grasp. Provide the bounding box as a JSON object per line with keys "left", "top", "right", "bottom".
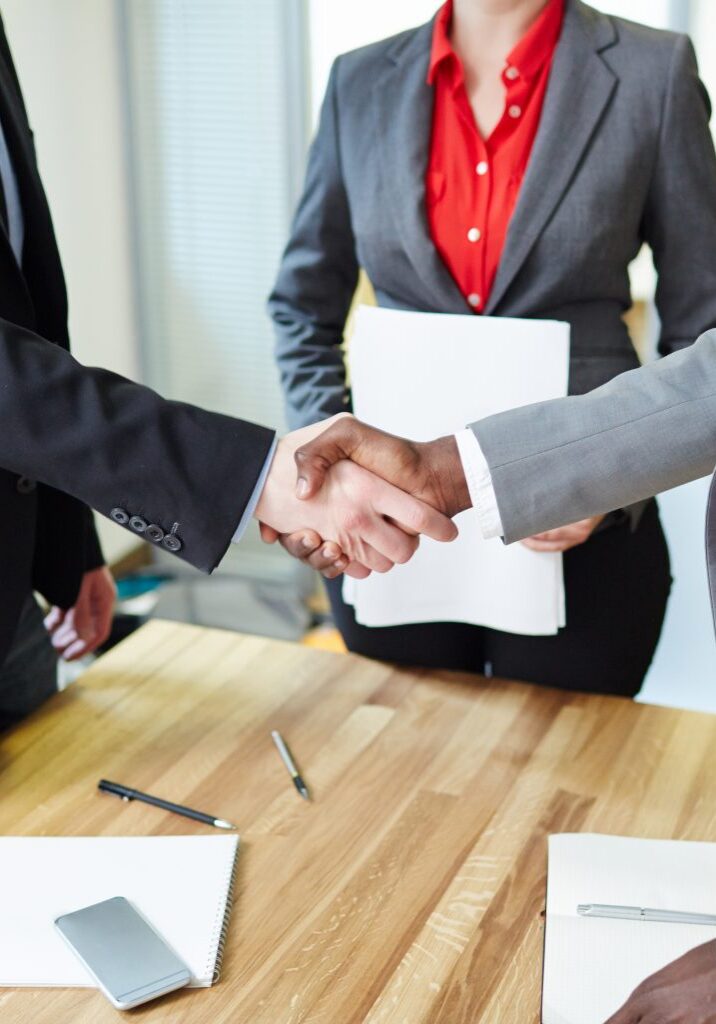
{"left": 470, "top": 329, "right": 716, "bottom": 628}
{"left": 270, "top": 1, "right": 716, "bottom": 449}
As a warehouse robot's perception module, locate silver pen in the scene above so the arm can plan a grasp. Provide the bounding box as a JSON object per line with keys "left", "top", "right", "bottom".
{"left": 271, "top": 730, "right": 310, "bottom": 800}
{"left": 578, "top": 904, "right": 716, "bottom": 926}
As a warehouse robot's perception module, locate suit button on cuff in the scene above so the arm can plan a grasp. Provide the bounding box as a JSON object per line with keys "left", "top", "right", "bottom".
{"left": 110, "top": 507, "right": 130, "bottom": 525}
{"left": 162, "top": 534, "right": 182, "bottom": 553}
{"left": 16, "top": 477, "right": 36, "bottom": 494}
{"left": 129, "top": 515, "right": 148, "bottom": 533}
{"left": 145, "top": 524, "right": 165, "bottom": 544}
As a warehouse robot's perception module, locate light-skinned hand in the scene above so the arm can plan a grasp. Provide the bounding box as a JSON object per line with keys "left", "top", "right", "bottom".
{"left": 520, "top": 514, "right": 605, "bottom": 553}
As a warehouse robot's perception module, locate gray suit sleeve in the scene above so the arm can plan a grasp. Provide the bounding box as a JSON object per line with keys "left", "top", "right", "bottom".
{"left": 641, "top": 36, "right": 716, "bottom": 357}
{"left": 268, "top": 58, "right": 359, "bottom": 430}
{"left": 470, "top": 330, "right": 716, "bottom": 543}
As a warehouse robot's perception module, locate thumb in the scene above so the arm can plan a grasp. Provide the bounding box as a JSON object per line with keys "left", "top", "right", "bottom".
{"left": 294, "top": 418, "right": 366, "bottom": 499}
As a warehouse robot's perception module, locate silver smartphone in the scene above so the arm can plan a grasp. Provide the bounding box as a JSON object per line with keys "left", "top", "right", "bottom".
{"left": 54, "top": 896, "right": 192, "bottom": 1010}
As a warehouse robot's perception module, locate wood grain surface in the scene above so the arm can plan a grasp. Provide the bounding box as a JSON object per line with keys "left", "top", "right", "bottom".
{"left": 1, "top": 619, "right": 714, "bottom": 1023}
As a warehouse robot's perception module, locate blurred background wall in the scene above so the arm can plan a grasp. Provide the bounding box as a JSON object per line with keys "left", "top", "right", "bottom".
{"left": 1, "top": 0, "right": 715, "bottom": 705}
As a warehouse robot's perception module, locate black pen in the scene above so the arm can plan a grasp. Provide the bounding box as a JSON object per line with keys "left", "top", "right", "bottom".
{"left": 97, "top": 779, "right": 238, "bottom": 830}
{"left": 271, "top": 731, "right": 310, "bottom": 800}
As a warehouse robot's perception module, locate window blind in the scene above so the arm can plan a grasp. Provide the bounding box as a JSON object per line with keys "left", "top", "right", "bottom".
{"left": 119, "top": 0, "right": 309, "bottom": 580}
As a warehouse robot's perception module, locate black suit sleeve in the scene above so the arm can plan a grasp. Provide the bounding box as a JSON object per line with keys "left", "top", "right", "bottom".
{"left": 0, "top": 316, "right": 275, "bottom": 574}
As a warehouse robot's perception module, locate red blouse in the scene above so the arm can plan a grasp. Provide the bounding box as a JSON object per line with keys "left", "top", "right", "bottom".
{"left": 426, "top": 0, "right": 565, "bottom": 313}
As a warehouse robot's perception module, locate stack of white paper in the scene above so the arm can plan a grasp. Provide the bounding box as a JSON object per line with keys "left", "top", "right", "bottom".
{"left": 344, "top": 306, "right": 570, "bottom": 636}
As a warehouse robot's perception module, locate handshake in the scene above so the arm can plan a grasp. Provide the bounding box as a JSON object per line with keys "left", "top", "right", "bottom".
{"left": 254, "top": 414, "right": 472, "bottom": 577}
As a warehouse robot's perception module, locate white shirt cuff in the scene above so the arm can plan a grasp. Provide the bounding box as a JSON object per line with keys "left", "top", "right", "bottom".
{"left": 232, "top": 436, "right": 277, "bottom": 543}
{"left": 454, "top": 429, "right": 504, "bottom": 539}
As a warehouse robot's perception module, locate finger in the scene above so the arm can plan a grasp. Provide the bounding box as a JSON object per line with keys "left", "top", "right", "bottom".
{"left": 61, "top": 637, "right": 91, "bottom": 662}
{"left": 358, "top": 544, "right": 394, "bottom": 574}
{"left": 278, "top": 530, "right": 325, "bottom": 559}
{"left": 50, "top": 617, "right": 78, "bottom": 650}
{"left": 53, "top": 607, "right": 96, "bottom": 650}
{"left": 309, "top": 546, "right": 348, "bottom": 572}
{"left": 355, "top": 516, "right": 418, "bottom": 568}
{"left": 344, "top": 561, "right": 371, "bottom": 580}
{"left": 521, "top": 539, "right": 568, "bottom": 553}
{"left": 317, "top": 564, "right": 347, "bottom": 580}
{"left": 52, "top": 629, "right": 88, "bottom": 659}
{"left": 371, "top": 487, "right": 458, "bottom": 544}
{"left": 43, "top": 606, "right": 66, "bottom": 634}
{"left": 259, "top": 522, "right": 280, "bottom": 544}
{"left": 275, "top": 531, "right": 350, "bottom": 577}
{"left": 304, "top": 543, "right": 349, "bottom": 577}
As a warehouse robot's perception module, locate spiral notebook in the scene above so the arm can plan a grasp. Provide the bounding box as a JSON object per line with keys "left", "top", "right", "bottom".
{"left": 543, "top": 834, "right": 716, "bottom": 1023}
{"left": 0, "top": 835, "right": 240, "bottom": 987}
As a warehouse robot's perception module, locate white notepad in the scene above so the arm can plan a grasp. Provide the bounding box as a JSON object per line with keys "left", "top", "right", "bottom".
{"left": 0, "top": 835, "right": 240, "bottom": 987}
{"left": 543, "top": 834, "right": 716, "bottom": 1023}
{"left": 345, "top": 306, "right": 570, "bottom": 636}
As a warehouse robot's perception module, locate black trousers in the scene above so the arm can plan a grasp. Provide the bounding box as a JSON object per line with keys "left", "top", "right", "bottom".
{"left": 327, "top": 500, "right": 672, "bottom": 698}
{"left": 0, "top": 594, "right": 57, "bottom": 732}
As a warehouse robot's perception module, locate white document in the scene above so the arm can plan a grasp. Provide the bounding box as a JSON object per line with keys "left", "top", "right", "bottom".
{"left": 344, "top": 306, "right": 570, "bottom": 635}
{"left": 543, "top": 833, "right": 716, "bottom": 1024}
{"left": 0, "top": 835, "right": 239, "bottom": 987}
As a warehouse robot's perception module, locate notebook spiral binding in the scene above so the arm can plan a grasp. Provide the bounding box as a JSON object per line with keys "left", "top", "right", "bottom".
{"left": 209, "top": 838, "right": 241, "bottom": 984}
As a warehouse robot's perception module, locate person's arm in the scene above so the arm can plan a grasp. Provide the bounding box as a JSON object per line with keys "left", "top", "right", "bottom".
{"left": 0, "top": 315, "right": 275, "bottom": 573}
{"left": 276, "top": 329, "right": 716, "bottom": 560}
{"left": 469, "top": 329, "right": 716, "bottom": 542}
{"left": 0, "top": 317, "right": 456, "bottom": 581}
{"left": 268, "top": 58, "right": 358, "bottom": 430}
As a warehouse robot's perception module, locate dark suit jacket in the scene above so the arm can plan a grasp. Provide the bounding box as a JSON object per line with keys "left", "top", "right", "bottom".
{"left": 270, "top": 1, "right": 716, "bottom": 434}
{"left": 0, "top": 18, "right": 274, "bottom": 664}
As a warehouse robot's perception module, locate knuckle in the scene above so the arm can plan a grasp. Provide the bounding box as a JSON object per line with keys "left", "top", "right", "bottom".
{"left": 394, "top": 536, "right": 419, "bottom": 564}
{"left": 341, "top": 509, "right": 367, "bottom": 534}
{"left": 288, "top": 535, "right": 315, "bottom": 558}
{"left": 405, "top": 504, "right": 428, "bottom": 534}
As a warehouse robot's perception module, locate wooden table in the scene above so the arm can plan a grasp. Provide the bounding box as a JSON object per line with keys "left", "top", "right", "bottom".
{"left": 1, "top": 620, "right": 715, "bottom": 1023}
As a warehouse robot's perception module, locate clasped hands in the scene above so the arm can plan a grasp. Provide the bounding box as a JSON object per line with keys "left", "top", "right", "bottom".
{"left": 255, "top": 415, "right": 470, "bottom": 576}
{"left": 255, "top": 414, "right": 604, "bottom": 575}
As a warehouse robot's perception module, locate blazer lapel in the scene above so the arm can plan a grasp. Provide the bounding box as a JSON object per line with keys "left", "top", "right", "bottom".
{"left": 0, "top": 53, "right": 38, "bottom": 308}
{"left": 485, "top": 1, "right": 618, "bottom": 315}
{"left": 372, "top": 22, "right": 468, "bottom": 314}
